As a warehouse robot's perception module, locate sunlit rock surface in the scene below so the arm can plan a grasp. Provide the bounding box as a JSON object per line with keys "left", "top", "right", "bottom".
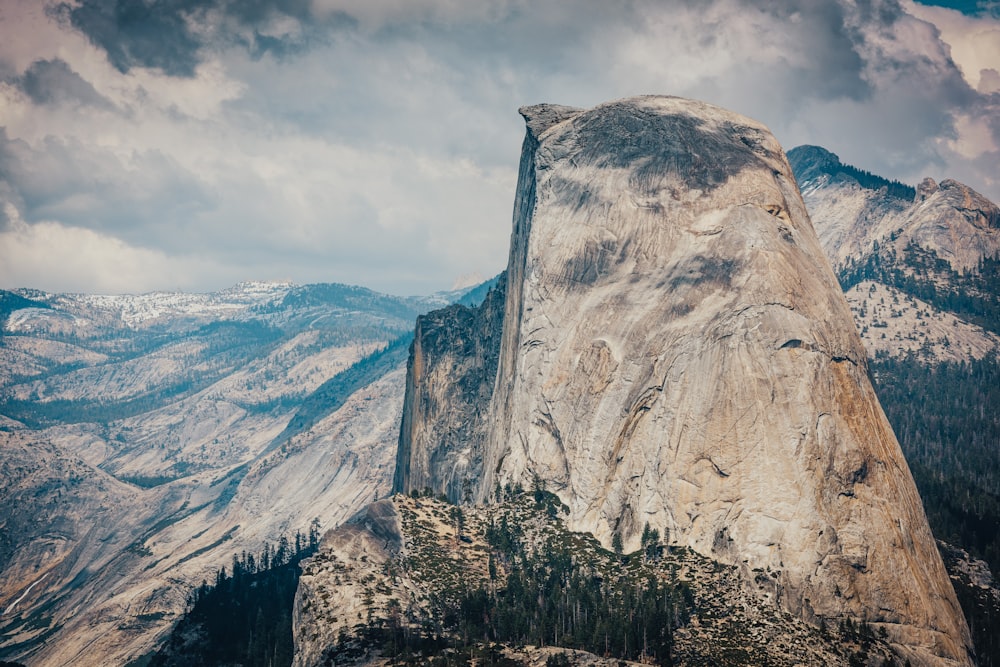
{"left": 395, "top": 96, "right": 973, "bottom": 666}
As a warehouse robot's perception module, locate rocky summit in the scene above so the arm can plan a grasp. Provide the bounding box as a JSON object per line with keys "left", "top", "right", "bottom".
{"left": 392, "top": 96, "right": 973, "bottom": 666}
{"left": 789, "top": 145, "right": 1000, "bottom": 277}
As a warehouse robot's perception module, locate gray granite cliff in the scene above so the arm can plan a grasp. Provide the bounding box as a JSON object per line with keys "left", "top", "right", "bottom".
{"left": 393, "top": 96, "right": 973, "bottom": 666}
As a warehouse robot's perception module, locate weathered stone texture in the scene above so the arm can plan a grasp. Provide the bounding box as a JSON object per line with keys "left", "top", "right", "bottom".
{"left": 398, "top": 96, "right": 973, "bottom": 666}
{"left": 393, "top": 275, "right": 506, "bottom": 501}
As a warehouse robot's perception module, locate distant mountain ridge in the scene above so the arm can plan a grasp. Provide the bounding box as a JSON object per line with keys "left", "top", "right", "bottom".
{"left": 0, "top": 278, "right": 490, "bottom": 666}
{"left": 788, "top": 144, "right": 1000, "bottom": 355}
{"left": 788, "top": 145, "right": 916, "bottom": 201}
{"left": 788, "top": 145, "right": 999, "bottom": 273}
{"left": 0, "top": 290, "right": 49, "bottom": 327}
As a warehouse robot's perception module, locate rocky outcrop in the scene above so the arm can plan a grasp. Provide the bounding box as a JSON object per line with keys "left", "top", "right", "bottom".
{"left": 397, "top": 96, "right": 973, "bottom": 666}
{"left": 905, "top": 178, "right": 999, "bottom": 269}
{"left": 294, "top": 493, "right": 902, "bottom": 667}
{"left": 292, "top": 500, "right": 406, "bottom": 667}
{"left": 392, "top": 275, "right": 505, "bottom": 502}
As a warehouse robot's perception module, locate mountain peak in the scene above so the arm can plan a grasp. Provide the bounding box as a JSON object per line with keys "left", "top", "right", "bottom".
{"left": 934, "top": 179, "right": 1000, "bottom": 230}
{"left": 786, "top": 144, "right": 842, "bottom": 183}
{"left": 795, "top": 146, "right": 1000, "bottom": 276}
{"left": 788, "top": 144, "right": 916, "bottom": 201}
{"left": 518, "top": 103, "right": 583, "bottom": 139}
{"left": 395, "top": 98, "right": 973, "bottom": 666}
{"left": 917, "top": 176, "right": 939, "bottom": 202}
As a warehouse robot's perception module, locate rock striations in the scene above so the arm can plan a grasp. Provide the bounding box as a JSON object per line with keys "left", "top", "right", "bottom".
{"left": 393, "top": 97, "right": 973, "bottom": 666}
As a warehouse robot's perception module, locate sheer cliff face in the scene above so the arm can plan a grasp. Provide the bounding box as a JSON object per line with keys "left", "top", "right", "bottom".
{"left": 393, "top": 276, "right": 505, "bottom": 501}
{"left": 399, "top": 96, "right": 972, "bottom": 665}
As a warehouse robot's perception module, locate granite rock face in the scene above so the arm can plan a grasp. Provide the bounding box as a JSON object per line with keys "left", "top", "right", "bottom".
{"left": 396, "top": 96, "right": 973, "bottom": 666}
{"left": 392, "top": 275, "right": 506, "bottom": 502}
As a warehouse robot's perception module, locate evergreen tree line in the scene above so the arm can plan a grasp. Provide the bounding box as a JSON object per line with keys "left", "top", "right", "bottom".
{"left": 838, "top": 244, "right": 1000, "bottom": 335}
{"left": 869, "top": 354, "right": 1000, "bottom": 569}
{"left": 868, "top": 354, "right": 1000, "bottom": 666}
{"left": 332, "top": 495, "right": 691, "bottom": 666}
{"left": 476, "top": 531, "right": 689, "bottom": 662}
{"left": 149, "top": 520, "right": 321, "bottom": 667}
{"left": 830, "top": 163, "right": 916, "bottom": 201}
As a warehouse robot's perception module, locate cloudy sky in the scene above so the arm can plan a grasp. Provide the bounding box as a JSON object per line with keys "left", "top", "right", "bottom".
{"left": 0, "top": 0, "right": 998, "bottom": 296}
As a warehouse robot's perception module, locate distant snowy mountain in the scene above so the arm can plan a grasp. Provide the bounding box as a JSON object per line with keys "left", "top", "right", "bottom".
{"left": 5, "top": 280, "right": 293, "bottom": 332}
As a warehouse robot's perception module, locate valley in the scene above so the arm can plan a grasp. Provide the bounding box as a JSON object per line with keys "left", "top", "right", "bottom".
{"left": 0, "top": 281, "right": 450, "bottom": 665}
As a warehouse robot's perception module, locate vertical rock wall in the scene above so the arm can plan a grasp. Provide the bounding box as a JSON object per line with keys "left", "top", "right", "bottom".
{"left": 392, "top": 275, "right": 505, "bottom": 501}
{"left": 395, "top": 96, "right": 973, "bottom": 666}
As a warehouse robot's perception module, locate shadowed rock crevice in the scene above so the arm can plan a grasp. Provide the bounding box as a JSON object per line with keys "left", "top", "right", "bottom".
{"left": 392, "top": 275, "right": 506, "bottom": 502}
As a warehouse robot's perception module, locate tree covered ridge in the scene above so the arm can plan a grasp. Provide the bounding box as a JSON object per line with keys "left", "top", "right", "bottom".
{"left": 869, "top": 355, "right": 1000, "bottom": 569}
{"left": 838, "top": 241, "right": 1000, "bottom": 335}
{"left": 787, "top": 145, "right": 916, "bottom": 202}
{"left": 305, "top": 492, "right": 897, "bottom": 666}
{"left": 866, "top": 354, "right": 1000, "bottom": 666}
{"left": 148, "top": 520, "right": 321, "bottom": 667}
{"left": 142, "top": 460, "right": 999, "bottom": 667}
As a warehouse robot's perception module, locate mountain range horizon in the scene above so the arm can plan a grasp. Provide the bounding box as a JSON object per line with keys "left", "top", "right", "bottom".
{"left": 2, "top": 96, "right": 999, "bottom": 667}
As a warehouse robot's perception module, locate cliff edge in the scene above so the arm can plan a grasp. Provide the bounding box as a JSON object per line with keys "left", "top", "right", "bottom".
{"left": 394, "top": 96, "right": 973, "bottom": 666}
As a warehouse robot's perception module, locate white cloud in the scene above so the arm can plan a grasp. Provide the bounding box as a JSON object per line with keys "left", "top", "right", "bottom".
{"left": 0, "top": 205, "right": 219, "bottom": 294}
{"left": 905, "top": 0, "right": 1000, "bottom": 92}
{"left": 947, "top": 112, "right": 998, "bottom": 159}
{"left": 0, "top": 0, "right": 997, "bottom": 295}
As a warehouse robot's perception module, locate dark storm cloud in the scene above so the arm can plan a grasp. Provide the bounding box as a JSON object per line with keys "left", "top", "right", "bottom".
{"left": 51, "top": 0, "right": 205, "bottom": 76}
{"left": 757, "top": 0, "right": 870, "bottom": 101}
{"left": 50, "top": 0, "right": 339, "bottom": 77}
{"left": 828, "top": 0, "right": 992, "bottom": 177}
{"left": 672, "top": 0, "right": 873, "bottom": 131}
{"left": 16, "top": 58, "right": 116, "bottom": 109}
